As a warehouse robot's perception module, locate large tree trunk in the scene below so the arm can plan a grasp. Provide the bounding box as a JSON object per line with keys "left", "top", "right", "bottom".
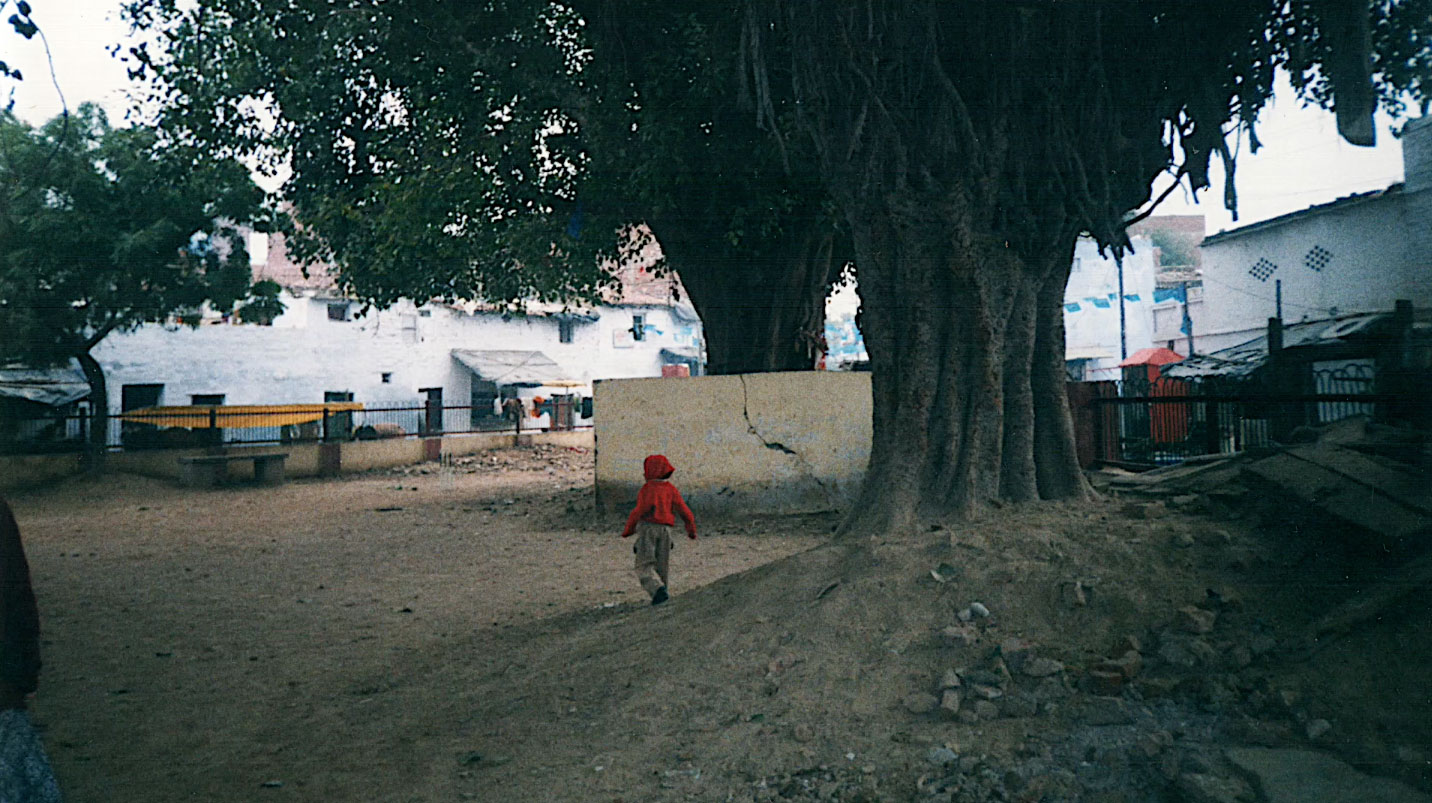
{"left": 838, "top": 199, "right": 1092, "bottom": 535}
{"left": 649, "top": 219, "right": 844, "bottom": 375}
{"left": 75, "top": 349, "right": 109, "bottom": 470}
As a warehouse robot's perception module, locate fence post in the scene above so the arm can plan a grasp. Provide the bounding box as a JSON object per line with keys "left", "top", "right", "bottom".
{"left": 322, "top": 407, "right": 330, "bottom": 442}
{"left": 1266, "top": 317, "right": 1295, "bottom": 442}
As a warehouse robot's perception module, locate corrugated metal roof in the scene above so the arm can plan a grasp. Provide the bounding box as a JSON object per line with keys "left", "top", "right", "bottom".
{"left": 1163, "top": 312, "right": 1389, "bottom": 378}
{"left": 1202, "top": 186, "right": 1400, "bottom": 246}
{"left": 0, "top": 362, "right": 89, "bottom": 407}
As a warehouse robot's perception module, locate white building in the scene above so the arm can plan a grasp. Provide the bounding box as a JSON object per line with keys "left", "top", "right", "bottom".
{"left": 91, "top": 235, "right": 705, "bottom": 434}
{"left": 1194, "top": 116, "right": 1432, "bottom": 354}
{"left": 1063, "top": 234, "right": 1159, "bottom": 380}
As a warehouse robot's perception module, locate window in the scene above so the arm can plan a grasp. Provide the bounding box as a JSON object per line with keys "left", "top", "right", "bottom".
{"left": 327, "top": 303, "right": 350, "bottom": 321}
{"left": 1305, "top": 245, "right": 1333, "bottom": 272}
{"left": 631, "top": 314, "right": 646, "bottom": 342}
{"left": 418, "top": 309, "right": 432, "bottom": 318}
{"left": 121, "top": 383, "right": 163, "bottom": 411}
{"left": 1072, "top": 257, "right": 1082, "bottom": 273}
{"left": 191, "top": 394, "right": 225, "bottom": 406}
{"left": 558, "top": 318, "right": 575, "bottom": 343}
{"left": 381, "top": 372, "right": 393, "bottom": 384}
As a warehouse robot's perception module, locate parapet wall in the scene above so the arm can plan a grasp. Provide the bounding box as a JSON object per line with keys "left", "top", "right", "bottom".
{"left": 594, "top": 372, "right": 872, "bottom": 516}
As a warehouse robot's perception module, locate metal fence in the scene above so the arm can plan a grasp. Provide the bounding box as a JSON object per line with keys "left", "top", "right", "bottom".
{"left": 1086, "top": 365, "right": 1390, "bottom": 467}
{"left": 1, "top": 402, "right": 589, "bottom": 455}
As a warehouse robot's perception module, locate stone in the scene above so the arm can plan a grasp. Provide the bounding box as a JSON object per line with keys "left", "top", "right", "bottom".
{"left": 1062, "top": 579, "right": 1089, "bottom": 607}
{"left": 1122, "top": 501, "right": 1166, "bottom": 519}
{"left": 973, "top": 700, "right": 1000, "bottom": 720}
{"left": 1225, "top": 645, "right": 1253, "bottom": 670}
{"left": 1158, "top": 640, "right": 1200, "bottom": 668}
{"left": 957, "top": 607, "right": 974, "bottom": 622}
{"left": 927, "top": 746, "right": 958, "bottom": 766}
{"left": 956, "top": 709, "right": 980, "bottom": 725}
{"left": 1022, "top": 657, "right": 1065, "bottom": 678}
{"left": 1304, "top": 719, "right": 1332, "bottom": 741}
{"left": 960, "top": 668, "right": 1007, "bottom": 689}
{"left": 1177, "top": 606, "right": 1218, "bottom": 634}
{"left": 1175, "top": 772, "right": 1253, "bottom": 803}
{"left": 1086, "top": 669, "right": 1125, "bottom": 696}
{"left": 971, "top": 684, "right": 1003, "bottom": 701}
{"left": 1078, "top": 697, "right": 1133, "bottom": 726}
{"left": 1225, "top": 747, "right": 1432, "bottom": 803}
{"left": 968, "top": 602, "right": 990, "bottom": 618}
{"left": 903, "top": 692, "right": 939, "bottom": 715}
{"left": 1002, "top": 692, "right": 1038, "bottom": 718}
{"left": 1115, "top": 634, "right": 1143, "bottom": 654}
{"left": 939, "top": 626, "right": 975, "bottom": 648}
{"left": 1249, "top": 634, "right": 1278, "bottom": 657}
{"left": 999, "top": 638, "right": 1034, "bottom": 673}
{"left": 793, "top": 724, "right": 815, "bottom": 743}
{"left": 1173, "top": 531, "right": 1197, "bottom": 549}
{"left": 1032, "top": 676, "right": 1071, "bottom": 701}
{"left": 1190, "top": 639, "right": 1220, "bottom": 664}
{"left": 1170, "top": 494, "right": 1202, "bottom": 509}
{"left": 1096, "top": 650, "right": 1143, "bottom": 680}
{"left": 939, "top": 669, "right": 962, "bottom": 689}
{"left": 1136, "top": 730, "right": 1174, "bottom": 757}
{"left": 940, "top": 690, "right": 962, "bottom": 717}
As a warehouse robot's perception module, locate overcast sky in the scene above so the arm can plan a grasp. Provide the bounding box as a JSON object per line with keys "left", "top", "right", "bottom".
{"left": 3, "top": 0, "right": 1415, "bottom": 240}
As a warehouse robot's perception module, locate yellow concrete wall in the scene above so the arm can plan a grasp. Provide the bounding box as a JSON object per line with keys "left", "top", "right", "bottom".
{"left": 594, "top": 372, "right": 871, "bottom": 516}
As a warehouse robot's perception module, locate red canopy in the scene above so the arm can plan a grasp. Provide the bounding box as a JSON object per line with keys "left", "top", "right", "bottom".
{"left": 1119, "top": 347, "right": 1184, "bottom": 368}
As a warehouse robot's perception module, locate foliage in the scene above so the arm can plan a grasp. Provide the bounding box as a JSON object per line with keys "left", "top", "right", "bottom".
{"left": 235, "top": 279, "right": 285, "bottom": 325}
{"left": 118, "top": 0, "right": 844, "bottom": 317}
{"left": 0, "top": 104, "right": 266, "bottom": 366}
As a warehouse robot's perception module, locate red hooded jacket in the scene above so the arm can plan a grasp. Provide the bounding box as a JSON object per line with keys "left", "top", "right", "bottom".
{"left": 620, "top": 455, "right": 697, "bottom": 538}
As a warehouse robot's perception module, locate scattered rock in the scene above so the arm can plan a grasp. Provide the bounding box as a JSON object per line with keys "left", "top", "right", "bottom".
{"left": 1086, "top": 669, "right": 1125, "bottom": 696}
{"left": 1173, "top": 531, "right": 1198, "bottom": 549}
{"left": 970, "top": 684, "right": 1003, "bottom": 701}
{"left": 939, "top": 625, "right": 975, "bottom": 648}
{"left": 927, "top": 746, "right": 958, "bottom": 766}
{"left": 968, "top": 602, "right": 991, "bottom": 619}
{"left": 939, "top": 669, "right": 962, "bottom": 689}
{"left": 1095, "top": 650, "right": 1143, "bottom": 680}
{"left": 1175, "top": 772, "right": 1253, "bottom": 803}
{"left": 960, "top": 668, "right": 1007, "bottom": 689}
{"left": 1304, "top": 719, "right": 1332, "bottom": 741}
{"left": 999, "top": 638, "right": 1035, "bottom": 673}
{"left": 903, "top": 692, "right": 939, "bottom": 715}
{"left": 1136, "top": 730, "right": 1174, "bottom": 757}
{"left": 972, "top": 700, "right": 1000, "bottom": 720}
{"left": 1077, "top": 697, "right": 1133, "bottom": 726}
{"left": 1002, "top": 692, "right": 1038, "bottom": 718}
{"left": 1158, "top": 639, "right": 1200, "bottom": 668}
{"left": 940, "top": 690, "right": 962, "bottom": 718}
{"left": 1249, "top": 634, "right": 1277, "bottom": 657}
{"left": 1063, "top": 579, "right": 1090, "bottom": 607}
{"left": 1225, "top": 747, "right": 1432, "bottom": 803}
{"left": 1177, "top": 606, "right": 1218, "bottom": 634}
{"left": 956, "top": 709, "right": 980, "bottom": 725}
{"left": 792, "top": 724, "right": 815, "bottom": 743}
{"left": 1022, "top": 657, "right": 1065, "bottom": 678}
{"left": 1115, "top": 634, "right": 1143, "bottom": 654}
{"left": 1122, "top": 501, "right": 1167, "bottom": 520}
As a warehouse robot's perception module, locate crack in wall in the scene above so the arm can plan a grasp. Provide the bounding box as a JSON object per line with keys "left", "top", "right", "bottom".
{"left": 737, "top": 375, "right": 833, "bottom": 496}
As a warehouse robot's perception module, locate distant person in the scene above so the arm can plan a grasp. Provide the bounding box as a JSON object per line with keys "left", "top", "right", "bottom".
{"left": 0, "top": 497, "right": 62, "bottom": 802}
{"left": 619, "top": 455, "right": 697, "bottom": 605}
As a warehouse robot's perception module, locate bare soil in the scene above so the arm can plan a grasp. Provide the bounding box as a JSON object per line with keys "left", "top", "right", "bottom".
{"left": 6, "top": 446, "right": 1430, "bottom": 802}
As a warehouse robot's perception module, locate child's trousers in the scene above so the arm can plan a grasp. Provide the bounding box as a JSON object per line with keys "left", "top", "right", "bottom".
{"left": 632, "top": 521, "right": 673, "bottom": 597}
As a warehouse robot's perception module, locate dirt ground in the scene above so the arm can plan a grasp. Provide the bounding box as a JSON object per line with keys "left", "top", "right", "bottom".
{"left": 6, "top": 445, "right": 1431, "bottom": 802}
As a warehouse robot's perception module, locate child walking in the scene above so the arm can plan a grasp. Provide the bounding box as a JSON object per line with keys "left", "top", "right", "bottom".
{"left": 619, "top": 455, "right": 697, "bottom": 605}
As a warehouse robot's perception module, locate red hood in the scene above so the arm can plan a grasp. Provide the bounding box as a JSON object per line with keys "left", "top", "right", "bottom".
{"left": 643, "top": 454, "right": 675, "bottom": 480}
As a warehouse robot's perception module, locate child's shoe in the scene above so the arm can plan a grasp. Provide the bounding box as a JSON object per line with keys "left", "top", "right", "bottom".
{"left": 651, "top": 586, "right": 669, "bottom": 605}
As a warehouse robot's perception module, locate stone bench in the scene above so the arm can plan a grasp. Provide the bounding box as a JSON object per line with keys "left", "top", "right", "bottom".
{"left": 177, "top": 453, "right": 289, "bottom": 488}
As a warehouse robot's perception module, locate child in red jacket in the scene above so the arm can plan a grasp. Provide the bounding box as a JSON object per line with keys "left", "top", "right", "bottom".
{"left": 620, "top": 454, "right": 697, "bottom": 605}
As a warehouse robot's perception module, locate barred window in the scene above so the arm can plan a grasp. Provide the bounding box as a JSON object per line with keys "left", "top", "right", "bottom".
{"left": 1248, "top": 258, "right": 1278, "bottom": 282}
{"left": 1304, "top": 245, "right": 1333, "bottom": 272}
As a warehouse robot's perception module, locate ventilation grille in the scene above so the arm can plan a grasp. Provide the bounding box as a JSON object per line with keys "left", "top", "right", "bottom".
{"left": 1248, "top": 258, "right": 1279, "bottom": 282}
{"left": 1305, "top": 245, "right": 1333, "bottom": 272}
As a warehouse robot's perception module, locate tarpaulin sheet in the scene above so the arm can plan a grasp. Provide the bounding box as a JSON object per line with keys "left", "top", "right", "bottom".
{"left": 118, "top": 402, "right": 364, "bottom": 429}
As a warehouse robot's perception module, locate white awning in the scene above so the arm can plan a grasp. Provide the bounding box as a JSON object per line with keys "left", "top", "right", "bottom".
{"left": 0, "top": 362, "right": 90, "bottom": 406}
{"left": 451, "top": 350, "right": 571, "bottom": 386}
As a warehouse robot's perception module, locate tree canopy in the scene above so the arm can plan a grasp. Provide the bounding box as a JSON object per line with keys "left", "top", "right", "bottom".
{"left": 119, "top": 0, "right": 848, "bottom": 372}
{"left": 0, "top": 104, "right": 267, "bottom": 448}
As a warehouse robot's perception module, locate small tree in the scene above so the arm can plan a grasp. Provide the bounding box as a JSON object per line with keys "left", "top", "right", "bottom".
{"left": 0, "top": 105, "right": 267, "bottom": 457}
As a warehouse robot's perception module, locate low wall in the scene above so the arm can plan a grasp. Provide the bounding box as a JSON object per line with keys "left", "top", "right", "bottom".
{"left": 594, "top": 372, "right": 871, "bottom": 516}
{"left": 0, "top": 428, "right": 595, "bottom": 491}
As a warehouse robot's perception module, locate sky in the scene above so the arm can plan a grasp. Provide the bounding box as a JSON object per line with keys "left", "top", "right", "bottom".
{"left": 4, "top": 1, "right": 1416, "bottom": 243}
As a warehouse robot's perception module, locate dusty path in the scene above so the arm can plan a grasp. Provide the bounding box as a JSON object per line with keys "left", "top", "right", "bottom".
{"left": 6, "top": 449, "right": 829, "bottom": 802}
